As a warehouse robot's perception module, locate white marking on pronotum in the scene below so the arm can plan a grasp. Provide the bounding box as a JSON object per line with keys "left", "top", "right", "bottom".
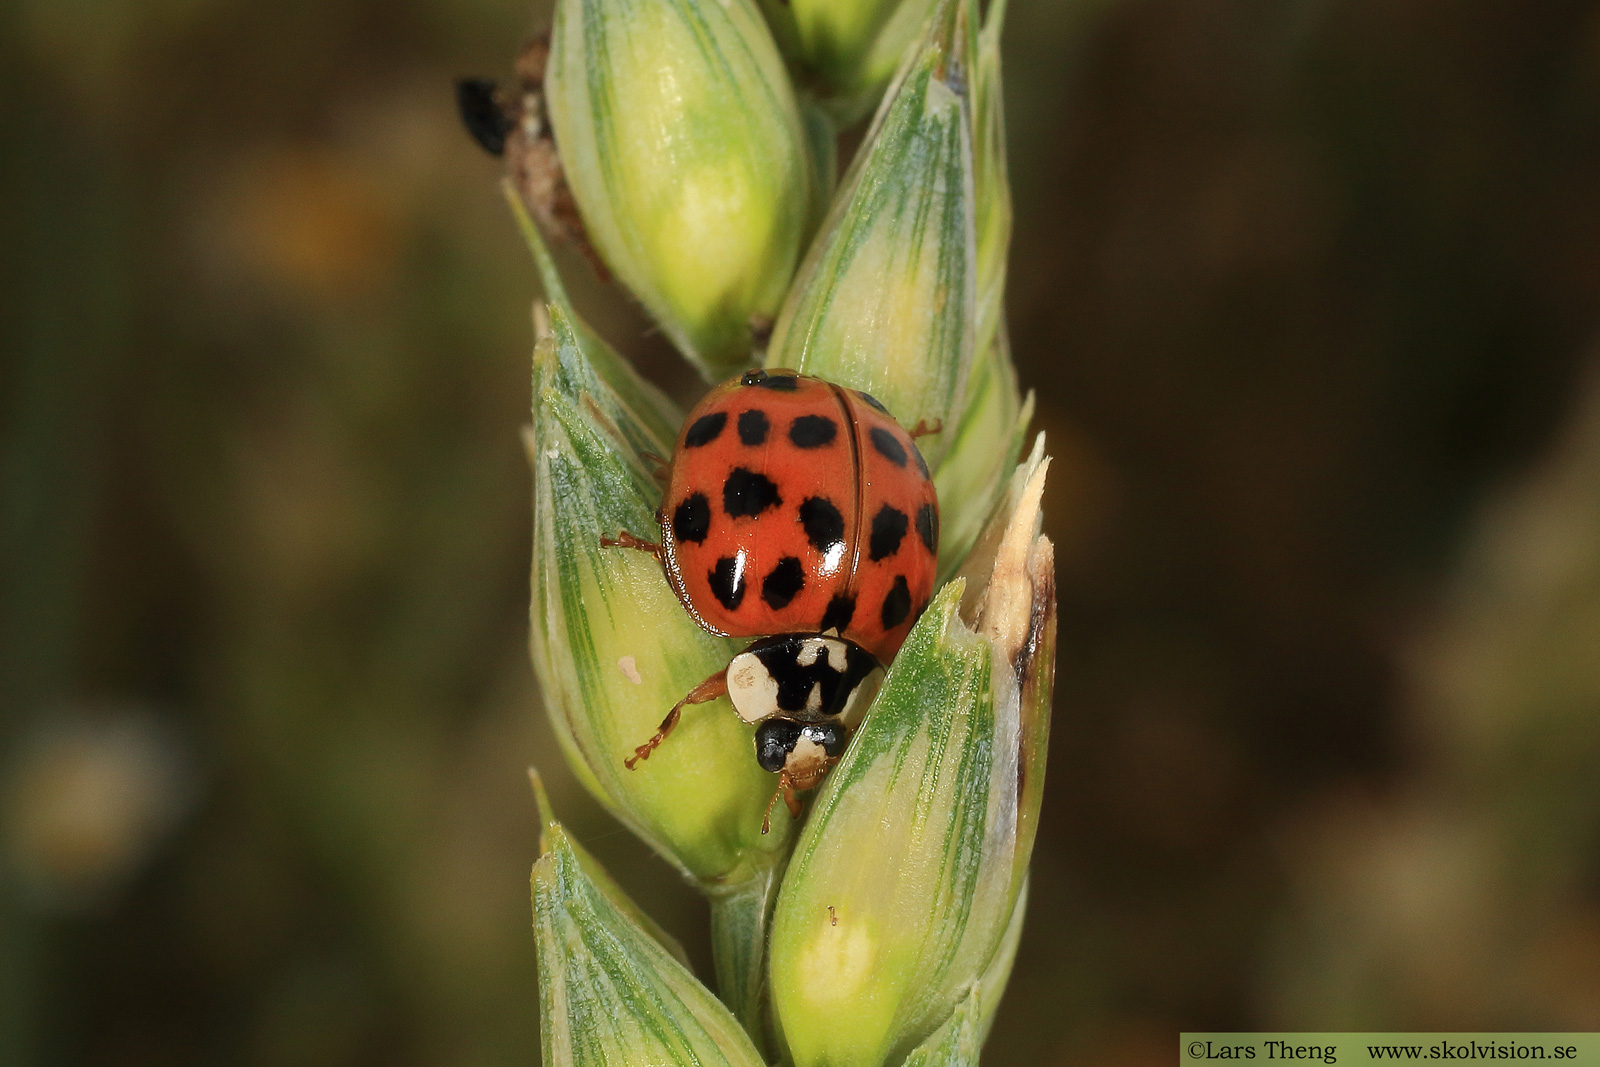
{"left": 617, "top": 655, "right": 641, "bottom": 685}
{"left": 796, "top": 636, "right": 849, "bottom": 672}
{"left": 726, "top": 651, "right": 779, "bottom": 723}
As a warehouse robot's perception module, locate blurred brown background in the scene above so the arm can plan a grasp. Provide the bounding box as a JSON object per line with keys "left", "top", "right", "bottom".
{"left": 4, "top": 0, "right": 1600, "bottom": 1064}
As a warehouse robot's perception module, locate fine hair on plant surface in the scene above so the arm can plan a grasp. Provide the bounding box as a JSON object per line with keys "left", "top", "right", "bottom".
{"left": 468, "top": 0, "right": 1057, "bottom": 1061}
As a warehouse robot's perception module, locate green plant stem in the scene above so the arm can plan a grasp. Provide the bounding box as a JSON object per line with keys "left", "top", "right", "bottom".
{"left": 708, "top": 859, "right": 787, "bottom": 1054}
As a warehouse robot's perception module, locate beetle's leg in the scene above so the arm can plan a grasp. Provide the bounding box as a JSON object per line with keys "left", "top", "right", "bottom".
{"left": 907, "top": 418, "right": 944, "bottom": 439}
{"left": 781, "top": 774, "right": 803, "bottom": 818}
{"left": 624, "top": 669, "right": 727, "bottom": 769}
{"left": 638, "top": 451, "right": 670, "bottom": 483}
{"left": 600, "top": 530, "right": 661, "bottom": 557}
{"left": 761, "top": 773, "right": 790, "bottom": 836}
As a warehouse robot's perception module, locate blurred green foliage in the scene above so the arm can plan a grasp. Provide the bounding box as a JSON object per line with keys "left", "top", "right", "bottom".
{"left": 3, "top": 0, "right": 1600, "bottom": 1065}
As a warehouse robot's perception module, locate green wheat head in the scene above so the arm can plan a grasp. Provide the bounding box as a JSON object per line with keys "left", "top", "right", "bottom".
{"left": 508, "top": 0, "right": 1058, "bottom": 1061}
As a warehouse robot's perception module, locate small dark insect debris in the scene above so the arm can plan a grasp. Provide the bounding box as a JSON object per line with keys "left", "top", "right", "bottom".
{"left": 479, "top": 35, "right": 609, "bottom": 281}
{"left": 455, "top": 77, "right": 515, "bottom": 157}
{"left": 827, "top": 905, "right": 838, "bottom": 926}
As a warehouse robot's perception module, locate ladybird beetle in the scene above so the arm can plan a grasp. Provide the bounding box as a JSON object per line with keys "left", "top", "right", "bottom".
{"left": 604, "top": 369, "right": 940, "bottom": 829}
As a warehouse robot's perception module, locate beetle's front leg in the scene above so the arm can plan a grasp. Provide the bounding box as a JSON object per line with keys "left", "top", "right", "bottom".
{"left": 781, "top": 773, "right": 803, "bottom": 818}
{"left": 623, "top": 669, "right": 727, "bottom": 769}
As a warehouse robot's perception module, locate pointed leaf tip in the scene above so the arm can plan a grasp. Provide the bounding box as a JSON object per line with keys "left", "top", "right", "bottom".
{"left": 527, "top": 779, "right": 694, "bottom": 969}
{"left": 503, "top": 177, "right": 573, "bottom": 315}
{"left": 534, "top": 825, "right": 763, "bottom": 1067}
{"left": 528, "top": 766, "right": 556, "bottom": 854}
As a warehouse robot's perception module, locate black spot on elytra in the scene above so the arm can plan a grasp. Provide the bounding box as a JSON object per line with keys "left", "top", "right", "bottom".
{"left": 738, "top": 409, "right": 769, "bottom": 446}
{"left": 819, "top": 595, "right": 856, "bottom": 633}
{"left": 709, "top": 556, "right": 745, "bottom": 610}
{"left": 870, "top": 427, "right": 908, "bottom": 467}
{"left": 685, "top": 412, "right": 727, "bottom": 447}
{"left": 856, "top": 390, "right": 888, "bottom": 413}
{"left": 916, "top": 503, "right": 938, "bottom": 554}
{"left": 788, "top": 414, "right": 837, "bottom": 448}
{"left": 743, "top": 369, "right": 798, "bottom": 390}
{"left": 672, "top": 493, "right": 711, "bottom": 544}
{"left": 724, "top": 468, "right": 782, "bottom": 518}
{"left": 880, "top": 575, "right": 912, "bottom": 630}
{"left": 869, "top": 505, "right": 908, "bottom": 561}
{"left": 762, "top": 556, "right": 805, "bottom": 608}
{"left": 799, "top": 497, "right": 845, "bottom": 553}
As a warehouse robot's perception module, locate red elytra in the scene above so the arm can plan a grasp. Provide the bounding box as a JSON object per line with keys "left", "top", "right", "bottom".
{"left": 657, "top": 369, "right": 938, "bottom": 663}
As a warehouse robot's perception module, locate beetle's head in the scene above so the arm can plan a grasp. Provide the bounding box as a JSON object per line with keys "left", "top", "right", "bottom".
{"left": 754, "top": 717, "right": 848, "bottom": 790}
